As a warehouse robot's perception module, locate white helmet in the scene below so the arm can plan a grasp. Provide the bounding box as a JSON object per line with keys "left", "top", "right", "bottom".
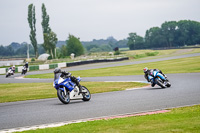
{"left": 143, "top": 67, "right": 148, "bottom": 73}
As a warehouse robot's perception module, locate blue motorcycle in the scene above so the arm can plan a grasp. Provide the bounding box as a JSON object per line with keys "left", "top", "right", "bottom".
{"left": 148, "top": 70, "right": 171, "bottom": 88}
{"left": 53, "top": 73, "right": 91, "bottom": 104}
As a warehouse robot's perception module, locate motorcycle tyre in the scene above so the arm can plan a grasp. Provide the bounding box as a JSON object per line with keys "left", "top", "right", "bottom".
{"left": 166, "top": 82, "right": 171, "bottom": 87}
{"left": 155, "top": 78, "right": 166, "bottom": 88}
{"left": 82, "top": 86, "right": 91, "bottom": 101}
{"left": 6, "top": 73, "right": 10, "bottom": 78}
{"left": 57, "top": 89, "right": 70, "bottom": 104}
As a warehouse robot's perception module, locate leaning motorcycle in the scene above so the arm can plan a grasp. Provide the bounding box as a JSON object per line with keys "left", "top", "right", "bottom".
{"left": 6, "top": 69, "right": 13, "bottom": 78}
{"left": 21, "top": 66, "right": 27, "bottom": 75}
{"left": 148, "top": 70, "right": 171, "bottom": 88}
{"left": 53, "top": 73, "right": 91, "bottom": 104}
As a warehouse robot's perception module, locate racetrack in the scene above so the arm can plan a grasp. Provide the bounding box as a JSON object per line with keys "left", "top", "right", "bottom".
{"left": 0, "top": 53, "right": 200, "bottom": 84}
{"left": 0, "top": 53, "right": 200, "bottom": 131}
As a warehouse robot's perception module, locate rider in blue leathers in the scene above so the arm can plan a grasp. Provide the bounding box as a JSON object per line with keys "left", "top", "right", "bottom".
{"left": 143, "top": 67, "right": 167, "bottom": 87}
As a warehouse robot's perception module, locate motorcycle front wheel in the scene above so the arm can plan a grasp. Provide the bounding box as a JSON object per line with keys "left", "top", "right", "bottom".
{"left": 166, "top": 82, "right": 171, "bottom": 87}
{"left": 81, "top": 86, "right": 91, "bottom": 101}
{"left": 155, "top": 78, "right": 166, "bottom": 88}
{"left": 6, "top": 73, "right": 10, "bottom": 78}
{"left": 57, "top": 89, "right": 70, "bottom": 104}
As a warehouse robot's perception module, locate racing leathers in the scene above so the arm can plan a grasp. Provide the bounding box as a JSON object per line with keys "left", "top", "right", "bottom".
{"left": 9, "top": 67, "right": 15, "bottom": 75}
{"left": 144, "top": 69, "right": 166, "bottom": 87}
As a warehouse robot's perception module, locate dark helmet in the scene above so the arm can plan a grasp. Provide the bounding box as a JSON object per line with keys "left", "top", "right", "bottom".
{"left": 54, "top": 68, "right": 61, "bottom": 74}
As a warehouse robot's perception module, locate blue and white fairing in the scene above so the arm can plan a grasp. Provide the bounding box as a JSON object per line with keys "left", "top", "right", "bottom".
{"left": 53, "top": 75, "right": 81, "bottom": 92}
{"left": 148, "top": 70, "right": 166, "bottom": 83}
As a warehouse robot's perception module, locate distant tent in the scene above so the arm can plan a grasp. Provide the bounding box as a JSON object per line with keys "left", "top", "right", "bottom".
{"left": 38, "top": 54, "right": 50, "bottom": 61}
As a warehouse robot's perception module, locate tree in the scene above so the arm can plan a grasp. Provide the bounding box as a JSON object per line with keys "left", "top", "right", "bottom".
{"left": 41, "top": 3, "right": 58, "bottom": 58}
{"left": 100, "top": 44, "right": 112, "bottom": 52}
{"left": 41, "top": 3, "right": 50, "bottom": 53}
{"left": 127, "top": 33, "right": 144, "bottom": 50}
{"left": 145, "top": 27, "right": 167, "bottom": 48}
{"left": 43, "top": 31, "right": 58, "bottom": 58}
{"left": 60, "top": 45, "right": 68, "bottom": 57}
{"left": 161, "top": 21, "right": 177, "bottom": 47}
{"left": 28, "top": 4, "right": 38, "bottom": 58}
{"left": 0, "top": 45, "right": 6, "bottom": 56}
{"left": 41, "top": 3, "right": 50, "bottom": 34}
{"left": 66, "top": 34, "right": 84, "bottom": 56}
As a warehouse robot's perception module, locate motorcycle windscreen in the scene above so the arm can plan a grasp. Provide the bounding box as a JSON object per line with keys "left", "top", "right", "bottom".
{"left": 54, "top": 73, "right": 61, "bottom": 81}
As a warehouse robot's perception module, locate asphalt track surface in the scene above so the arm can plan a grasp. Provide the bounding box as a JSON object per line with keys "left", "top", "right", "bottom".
{"left": 0, "top": 52, "right": 200, "bottom": 84}
{"left": 0, "top": 53, "right": 200, "bottom": 131}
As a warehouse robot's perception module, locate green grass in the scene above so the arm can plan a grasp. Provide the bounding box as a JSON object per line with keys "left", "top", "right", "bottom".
{"left": 0, "top": 82, "right": 147, "bottom": 103}
{"left": 128, "top": 51, "right": 159, "bottom": 59}
{"left": 25, "top": 56, "right": 200, "bottom": 78}
{"left": 19, "top": 105, "right": 200, "bottom": 133}
{"left": 124, "top": 48, "right": 200, "bottom": 57}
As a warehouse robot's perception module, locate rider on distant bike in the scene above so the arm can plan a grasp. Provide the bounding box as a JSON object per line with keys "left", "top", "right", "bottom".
{"left": 9, "top": 65, "right": 15, "bottom": 75}
{"left": 24, "top": 62, "right": 29, "bottom": 69}
{"left": 143, "top": 67, "right": 167, "bottom": 87}
{"left": 54, "top": 68, "right": 83, "bottom": 93}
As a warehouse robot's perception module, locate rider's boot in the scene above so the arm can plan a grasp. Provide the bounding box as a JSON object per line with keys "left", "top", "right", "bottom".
{"left": 151, "top": 83, "right": 155, "bottom": 87}
{"left": 150, "top": 80, "right": 155, "bottom": 87}
{"left": 78, "top": 85, "right": 83, "bottom": 95}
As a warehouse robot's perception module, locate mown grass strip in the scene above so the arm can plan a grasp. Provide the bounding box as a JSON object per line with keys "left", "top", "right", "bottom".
{"left": 0, "top": 82, "right": 147, "bottom": 103}
{"left": 25, "top": 56, "right": 200, "bottom": 78}
{"left": 19, "top": 105, "right": 200, "bottom": 133}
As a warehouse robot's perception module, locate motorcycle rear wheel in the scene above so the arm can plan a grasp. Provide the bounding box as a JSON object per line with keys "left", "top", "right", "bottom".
{"left": 82, "top": 86, "right": 91, "bottom": 101}
{"left": 57, "top": 89, "right": 70, "bottom": 104}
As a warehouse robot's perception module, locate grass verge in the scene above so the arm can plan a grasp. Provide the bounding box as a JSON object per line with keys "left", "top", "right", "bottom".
{"left": 0, "top": 82, "right": 147, "bottom": 103}
{"left": 19, "top": 105, "right": 200, "bottom": 133}
{"left": 25, "top": 56, "right": 200, "bottom": 78}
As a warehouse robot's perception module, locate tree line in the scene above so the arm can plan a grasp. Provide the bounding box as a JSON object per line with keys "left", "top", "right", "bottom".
{"left": 0, "top": 42, "right": 45, "bottom": 58}
{"left": 127, "top": 20, "right": 200, "bottom": 50}
{"left": 82, "top": 36, "right": 127, "bottom": 53}
{"left": 0, "top": 36, "right": 127, "bottom": 58}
